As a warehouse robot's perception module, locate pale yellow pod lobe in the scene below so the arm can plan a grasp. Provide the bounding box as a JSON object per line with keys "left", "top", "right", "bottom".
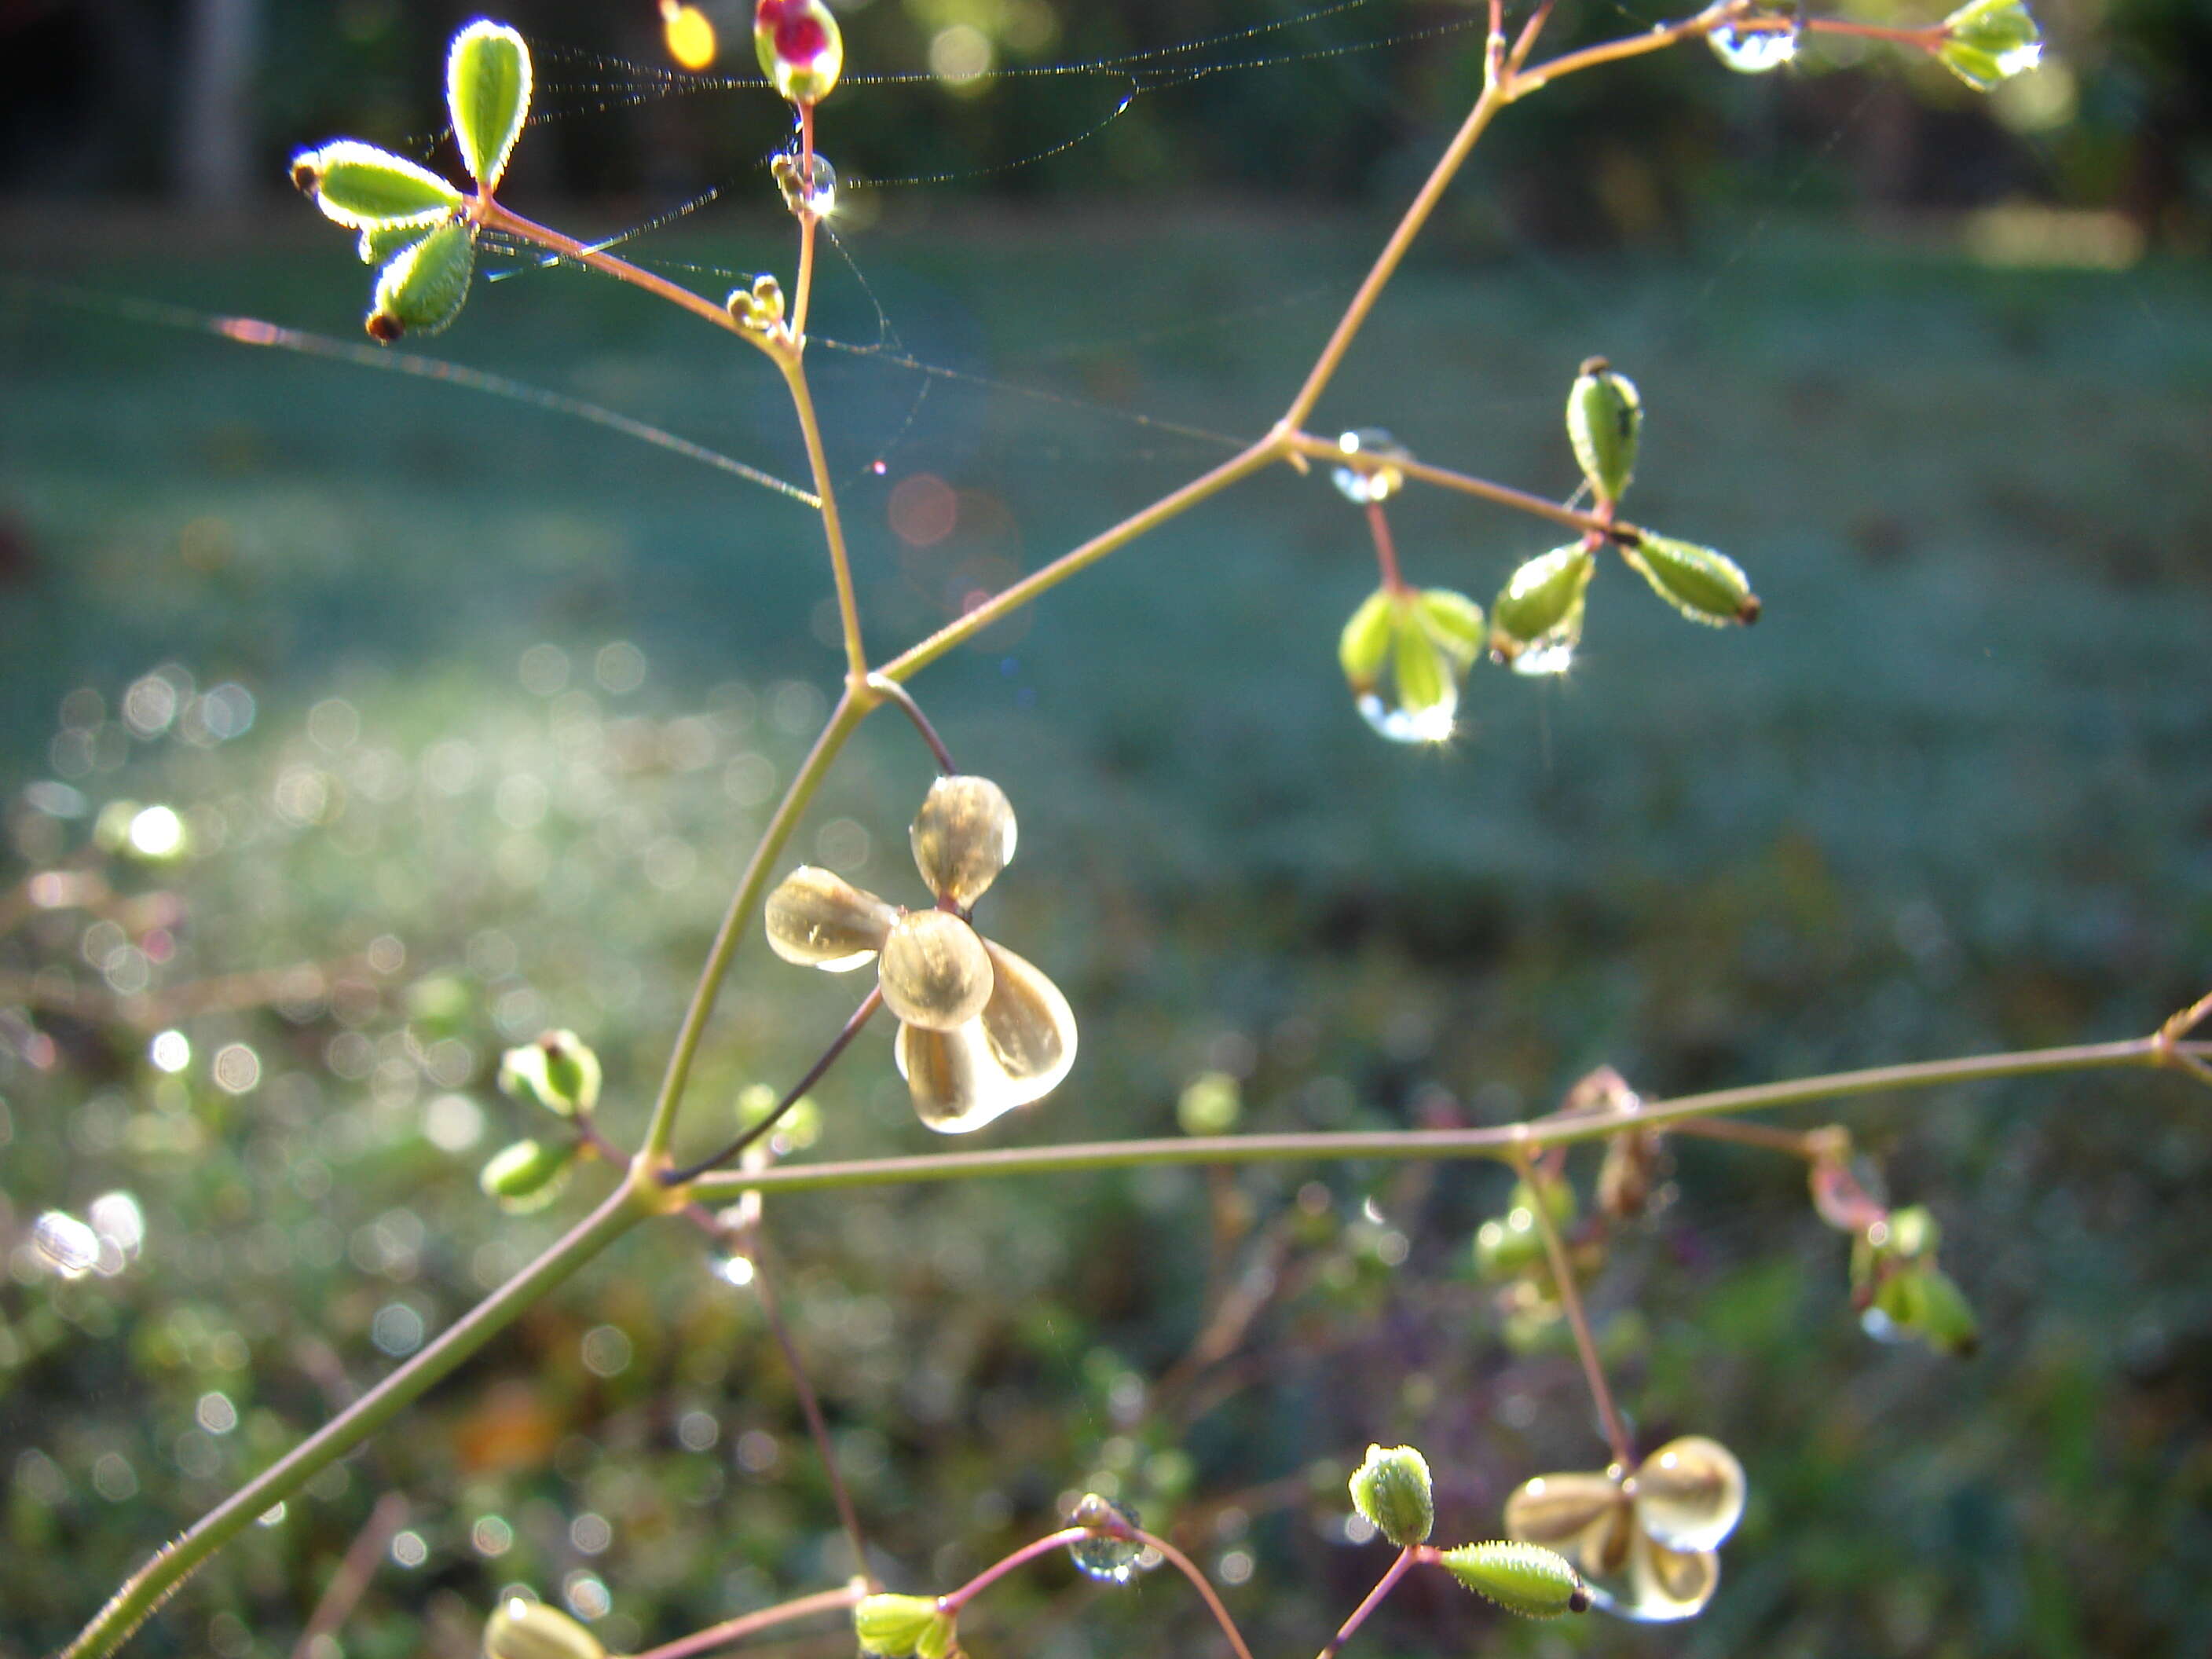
{"left": 764, "top": 865, "right": 897, "bottom": 969}
{"left": 878, "top": 910, "right": 995, "bottom": 1031}
{"left": 911, "top": 774, "right": 1018, "bottom": 908}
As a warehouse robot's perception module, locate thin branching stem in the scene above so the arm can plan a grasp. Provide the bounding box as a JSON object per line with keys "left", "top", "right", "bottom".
{"left": 686, "top": 1035, "right": 2195, "bottom": 1200}
{"left": 866, "top": 675, "right": 959, "bottom": 774}
{"left": 1317, "top": 1546, "right": 1415, "bottom": 1659}
{"left": 1291, "top": 433, "right": 1638, "bottom": 544}
{"left": 667, "top": 988, "right": 884, "bottom": 1185}
{"left": 62, "top": 1177, "right": 657, "bottom": 1659}
{"left": 794, "top": 102, "right": 820, "bottom": 342}
{"left": 628, "top": 1584, "right": 866, "bottom": 1659}
{"left": 750, "top": 1232, "right": 877, "bottom": 1586}
{"left": 638, "top": 691, "right": 870, "bottom": 1162}
{"left": 1513, "top": 1146, "right": 1634, "bottom": 1467}
{"left": 778, "top": 354, "right": 870, "bottom": 685}
{"left": 1509, "top": 0, "right": 1748, "bottom": 94}
{"left": 475, "top": 200, "right": 760, "bottom": 346}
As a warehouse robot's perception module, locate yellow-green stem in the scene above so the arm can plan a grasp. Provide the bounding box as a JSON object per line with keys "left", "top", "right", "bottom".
{"left": 638, "top": 690, "right": 870, "bottom": 1159}
{"left": 778, "top": 354, "right": 870, "bottom": 687}
{"left": 63, "top": 1177, "right": 655, "bottom": 1659}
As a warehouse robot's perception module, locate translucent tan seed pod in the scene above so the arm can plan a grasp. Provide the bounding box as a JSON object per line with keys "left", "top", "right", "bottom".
{"left": 976, "top": 939, "right": 1076, "bottom": 1099}
{"left": 1503, "top": 1470, "right": 1626, "bottom": 1555}
{"left": 910, "top": 775, "right": 1018, "bottom": 909}
{"left": 1632, "top": 1437, "right": 1746, "bottom": 1552}
{"left": 483, "top": 1597, "right": 606, "bottom": 1659}
{"left": 764, "top": 866, "right": 898, "bottom": 969}
{"left": 877, "top": 910, "right": 995, "bottom": 1031}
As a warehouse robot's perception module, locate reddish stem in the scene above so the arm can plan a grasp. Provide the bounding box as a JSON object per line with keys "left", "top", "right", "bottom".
{"left": 1366, "top": 500, "right": 1407, "bottom": 594}
{"left": 940, "top": 1529, "right": 1089, "bottom": 1612}
{"left": 1803, "top": 16, "right": 1946, "bottom": 50}
{"left": 630, "top": 1584, "right": 866, "bottom": 1659}
{"left": 1317, "top": 1547, "right": 1415, "bottom": 1659}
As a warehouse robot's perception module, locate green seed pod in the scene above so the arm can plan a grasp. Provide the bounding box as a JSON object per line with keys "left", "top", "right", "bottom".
{"left": 1440, "top": 1541, "right": 1591, "bottom": 1619}
{"left": 368, "top": 220, "right": 475, "bottom": 342}
{"left": 854, "top": 1594, "right": 951, "bottom": 1659}
{"left": 1350, "top": 1443, "right": 1435, "bottom": 1546}
{"left": 1510, "top": 1177, "right": 1576, "bottom": 1231}
{"left": 1339, "top": 588, "right": 1397, "bottom": 690}
{"left": 878, "top": 910, "right": 995, "bottom": 1033}
{"left": 358, "top": 222, "right": 431, "bottom": 266}
{"left": 911, "top": 775, "right": 1019, "bottom": 910}
{"left": 1938, "top": 0, "right": 2042, "bottom": 90}
{"left": 1489, "top": 545, "right": 1594, "bottom": 672}
{"left": 756, "top": 0, "right": 845, "bottom": 104}
{"left": 1391, "top": 617, "right": 1452, "bottom": 720}
{"left": 291, "top": 141, "right": 463, "bottom": 229}
{"left": 1474, "top": 1211, "right": 1545, "bottom": 1282}
{"left": 1177, "top": 1071, "right": 1241, "bottom": 1136}
{"left": 1415, "top": 588, "right": 1486, "bottom": 670}
{"left": 1566, "top": 357, "right": 1641, "bottom": 504}
{"left": 498, "top": 1031, "right": 601, "bottom": 1117}
{"left": 1624, "top": 533, "right": 1760, "bottom": 627}
{"left": 484, "top": 1597, "right": 606, "bottom": 1659}
{"left": 447, "top": 20, "right": 533, "bottom": 192}
{"left": 1911, "top": 1265, "right": 1981, "bottom": 1357}
{"left": 478, "top": 1138, "right": 575, "bottom": 1213}
{"left": 1884, "top": 1204, "right": 1940, "bottom": 1262}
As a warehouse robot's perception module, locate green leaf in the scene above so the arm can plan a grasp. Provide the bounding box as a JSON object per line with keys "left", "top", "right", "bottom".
{"left": 1566, "top": 357, "right": 1641, "bottom": 504}
{"left": 448, "top": 20, "right": 533, "bottom": 191}
{"left": 1337, "top": 588, "right": 1397, "bottom": 688}
{"left": 368, "top": 221, "right": 476, "bottom": 342}
{"left": 1415, "top": 588, "right": 1486, "bottom": 668}
{"left": 291, "top": 140, "right": 462, "bottom": 229}
{"left": 1350, "top": 1444, "right": 1435, "bottom": 1546}
{"left": 1440, "top": 1541, "right": 1590, "bottom": 1619}
{"left": 1625, "top": 533, "right": 1760, "bottom": 627}
{"left": 1939, "top": 0, "right": 2042, "bottom": 90}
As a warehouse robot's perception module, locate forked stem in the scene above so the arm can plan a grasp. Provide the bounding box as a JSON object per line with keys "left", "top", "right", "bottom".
{"left": 1512, "top": 1147, "right": 1634, "bottom": 1468}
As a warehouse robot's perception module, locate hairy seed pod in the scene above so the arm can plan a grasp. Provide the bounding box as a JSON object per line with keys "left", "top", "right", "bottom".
{"left": 447, "top": 20, "right": 533, "bottom": 192}
{"left": 1338, "top": 588, "right": 1397, "bottom": 690}
{"left": 1415, "top": 588, "right": 1486, "bottom": 669}
{"left": 1938, "top": 0, "right": 2042, "bottom": 89}
{"left": 1624, "top": 533, "right": 1760, "bottom": 626}
{"left": 291, "top": 141, "right": 462, "bottom": 228}
{"left": 854, "top": 1594, "right": 951, "bottom": 1659}
{"left": 368, "top": 220, "right": 474, "bottom": 341}
{"left": 497, "top": 1030, "right": 602, "bottom": 1117}
{"left": 878, "top": 910, "right": 995, "bottom": 1031}
{"left": 483, "top": 1598, "right": 606, "bottom": 1659}
{"left": 1441, "top": 1541, "right": 1591, "bottom": 1618}
{"left": 911, "top": 775, "right": 1018, "bottom": 909}
{"left": 1566, "top": 357, "right": 1642, "bottom": 504}
{"left": 1489, "top": 544, "right": 1594, "bottom": 671}
{"left": 1350, "top": 1443, "right": 1435, "bottom": 1545}
{"left": 764, "top": 866, "right": 898, "bottom": 969}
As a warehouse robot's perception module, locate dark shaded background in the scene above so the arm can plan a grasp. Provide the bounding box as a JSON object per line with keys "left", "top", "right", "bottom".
{"left": 2, "top": 3, "right": 2210, "bottom": 1658}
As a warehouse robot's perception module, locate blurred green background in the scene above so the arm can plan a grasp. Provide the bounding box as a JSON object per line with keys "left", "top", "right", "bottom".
{"left": 2, "top": 2, "right": 2210, "bottom": 1657}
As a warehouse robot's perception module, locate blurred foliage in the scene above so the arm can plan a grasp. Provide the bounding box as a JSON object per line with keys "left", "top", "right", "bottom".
{"left": 1, "top": 207, "right": 2209, "bottom": 1656}
{"left": 0, "top": 0, "right": 2210, "bottom": 245}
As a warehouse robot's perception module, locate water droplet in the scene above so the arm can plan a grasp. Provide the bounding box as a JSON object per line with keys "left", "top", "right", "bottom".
{"left": 33, "top": 1211, "right": 99, "bottom": 1277}
{"left": 1357, "top": 690, "right": 1456, "bottom": 745}
{"left": 1708, "top": 21, "right": 1798, "bottom": 73}
{"left": 712, "top": 1251, "right": 756, "bottom": 1288}
{"left": 1994, "top": 40, "right": 2042, "bottom": 76}
{"left": 1331, "top": 428, "right": 1411, "bottom": 505}
{"left": 772, "top": 151, "right": 838, "bottom": 218}
{"left": 1068, "top": 1493, "right": 1145, "bottom": 1584}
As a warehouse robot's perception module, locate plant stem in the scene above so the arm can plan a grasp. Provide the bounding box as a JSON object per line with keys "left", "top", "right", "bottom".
{"left": 475, "top": 200, "right": 759, "bottom": 346}
{"left": 639, "top": 690, "right": 868, "bottom": 1161}
{"left": 1287, "top": 432, "right": 1637, "bottom": 545}
{"left": 778, "top": 353, "right": 870, "bottom": 686}
{"left": 687, "top": 1035, "right": 2187, "bottom": 1200}
{"left": 1669, "top": 1116, "right": 1829, "bottom": 1157}
{"left": 1131, "top": 1525, "right": 1258, "bottom": 1659}
{"left": 62, "top": 1177, "right": 654, "bottom": 1659}
{"left": 942, "top": 1528, "right": 1089, "bottom": 1611}
{"left": 793, "top": 103, "right": 820, "bottom": 342}
{"left": 866, "top": 675, "right": 958, "bottom": 774}
{"left": 666, "top": 987, "right": 884, "bottom": 1184}
{"left": 877, "top": 438, "right": 1284, "bottom": 683}
{"left": 1803, "top": 17, "right": 1945, "bottom": 49}
{"left": 1281, "top": 82, "right": 1508, "bottom": 431}
{"left": 750, "top": 1232, "right": 876, "bottom": 1586}
{"left": 630, "top": 1584, "right": 866, "bottom": 1659}
{"left": 1366, "top": 500, "right": 1405, "bottom": 593}
{"left": 289, "top": 1492, "right": 410, "bottom": 1659}
{"left": 1317, "top": 1547, "right": 1415, "bottom": 1659}
{"left": 1512, "top": 1148, "right": 1634, "bottom": 1468}
{"left": 1511, "top": 0, "right": 1744, "bottom": 94}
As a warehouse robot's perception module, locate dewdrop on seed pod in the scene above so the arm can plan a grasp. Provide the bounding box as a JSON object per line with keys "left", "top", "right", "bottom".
{"left": 771, "top": 151, "right": 838, "bottom": 217}
{"left": 1708, "top": 9, "right": 1800, "bottom": 73}
{"left": 756, "top": 0, "right": 844, "bottom": 104}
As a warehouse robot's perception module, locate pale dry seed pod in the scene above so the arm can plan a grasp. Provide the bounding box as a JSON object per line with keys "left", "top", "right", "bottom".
{"left": 764, "top": 865, "right": 897, "bottom": 969}
{"left": 877, "top": 910, "right": 994, "bottom": 1031}
{"left": 911, "top": 775, "right": 1017, "bottom": 909}
{"left": 1631, "top": 1436, "right": 1745, "bottom": 1553}
{"left": 483, "top": 1598, "right": 605, "bottom": 1659}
